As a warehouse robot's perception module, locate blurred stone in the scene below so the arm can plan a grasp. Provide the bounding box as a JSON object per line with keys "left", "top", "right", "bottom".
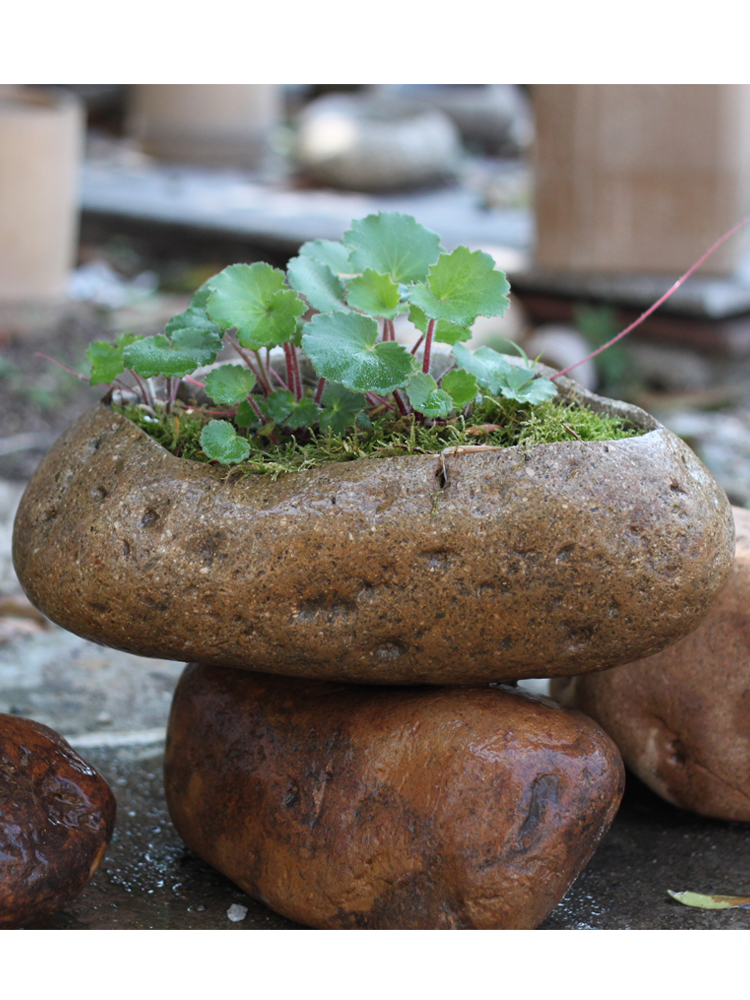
{"left": 551, "top": 506, "right": 750, "bottom": 822}
{"left": 375, "top": 85, "right": 533, "bottom": 156}
{"left": 293, "top": 93, "right": 462, "bottom": 192}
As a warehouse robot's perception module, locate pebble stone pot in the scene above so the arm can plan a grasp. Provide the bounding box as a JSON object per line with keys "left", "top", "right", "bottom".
{"left": 12, "top": 374, "right": 734, "bottom": 685}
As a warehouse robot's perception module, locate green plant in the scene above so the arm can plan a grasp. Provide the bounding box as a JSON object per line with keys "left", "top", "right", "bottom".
{"left": 78, "top": 211, "right": 643, "bottom": 469}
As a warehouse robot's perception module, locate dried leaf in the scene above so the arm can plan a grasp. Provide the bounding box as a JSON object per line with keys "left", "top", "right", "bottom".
{"left": 668, "top": 890, "right": 750, "bottom": 910}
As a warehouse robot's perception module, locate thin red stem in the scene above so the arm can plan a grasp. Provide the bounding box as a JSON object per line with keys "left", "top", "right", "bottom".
{"left": 411, "top": 333, "right": 425, "bottom": 356}
{"left": 269, "top": 365, "right": 290, "bottom": 392}
{"left": 314, "top": 377, "right": 327, "bottom": 404}
{"left": 383, "top": 318, "right": 395, "bottom": 342}
{"left": 552, "top": 213, "right": 750, "bottom": 381}
{"left": 35, "top": 353, "right": 88, "bottom": 381}
{"left": 422, "top": 319, "right": 436, "bottom": 375}
{"left": 366, "top": 392, "right": 396, "bottom": 413}
{"left": 227, "top": 334, "right": 271, "bottom": 396}
{"left": 393, "top": 388, "right": 409, "bottom": 416}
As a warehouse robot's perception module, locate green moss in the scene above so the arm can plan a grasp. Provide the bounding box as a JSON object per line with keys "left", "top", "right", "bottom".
{"left": 115, "top": 393, "right": 642, "bottom": 479}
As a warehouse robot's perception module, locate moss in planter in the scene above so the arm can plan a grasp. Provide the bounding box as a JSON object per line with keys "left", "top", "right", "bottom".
{"left": 114, "top": 393, "right": 641, "bottom": 479}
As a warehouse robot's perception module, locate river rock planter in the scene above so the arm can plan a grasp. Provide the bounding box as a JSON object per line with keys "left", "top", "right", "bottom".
{"left": 0, "top": 714, "right": 116, "bottom": 928}
{"left": 551, "top": 506, "right": 750, "bottom": 823}
{"left": 164, "top": 664, "right": 625, "bottom": 929}
{"left": 12, "top": 381, "right": 734, "bottom": 685}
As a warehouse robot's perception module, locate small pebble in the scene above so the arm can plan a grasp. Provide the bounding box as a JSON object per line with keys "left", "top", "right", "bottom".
{"left": 227, "top": 903, "right": 248, "bottom": 923}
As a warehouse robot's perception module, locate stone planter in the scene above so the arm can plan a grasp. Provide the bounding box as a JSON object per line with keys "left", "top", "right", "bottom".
{"left": 551, "top": 506, "right": 750, "bottom": 822}
{"left": 12, "top": 376, "right": 734, "bottom": 686}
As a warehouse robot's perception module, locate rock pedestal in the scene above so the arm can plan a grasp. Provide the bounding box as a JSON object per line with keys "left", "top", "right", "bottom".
{"left": 552, "top": 506, "right": 750, "bottom": 822}
{"left": 165, "top": 665, "right": 625, "bottom": 930}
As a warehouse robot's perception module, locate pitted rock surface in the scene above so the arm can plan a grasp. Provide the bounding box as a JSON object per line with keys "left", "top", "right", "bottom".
{"left": 552, "top": 506, "right": 750, "bottom": 822}
{"left": 0, "top": 713, "right": 116, "bottom": 928}
{"left": 12, "top": 384, "right": 734, "bottom": 684}
{"left": 164, "top": 664, "right": 625, "bottom": 929}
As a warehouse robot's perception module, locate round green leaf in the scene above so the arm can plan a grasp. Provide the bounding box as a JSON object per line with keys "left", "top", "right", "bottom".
{"left": 287, "top": 254, "right": 349, "bottom": 314}
{"left": 122, "top": 329, "right": 220, "bottom": 379}
{"left": 206, "top": 262, "right": 306, "bottom": 350}
{"left": 200, "top": 420, "right": 251, "bottom": 465}
{"left": 345, "top": 269, "right": 404, "bottom": 319}
{"left": 87, "top": 332, "right": 142, "bottom": 385}
{"left": 298, "top": 239, "right": 353, "bottom": 276}
{"left": 442, "top": 368, "right": 479, "bottom": 408}
{"left": 301, "top": 312, "right": 416, "bottom": 395}
{"left": 405, "top": 372, "right": 454, "bottom": 418}
{"left": 203, "top": 364, "right": 257, "bottom": 405}
{"left": 319, "top": 383, "right": 366, "bottom": 433}
{"left": 409, "top": 247, "right": 510, "bottom": 327}
{"left": 344, "top": 213, "right": 443, "bottom": 284}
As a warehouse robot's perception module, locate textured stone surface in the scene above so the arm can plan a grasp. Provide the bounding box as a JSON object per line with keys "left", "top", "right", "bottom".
{"left": 551, "top": 506, "right": 750, "bottom": 822}
{"left": 164, "top": 665, "right": 625, "bottom": 929}
{"left": 0, "top": 713, "right": 116, "bottom": 928}
{"left": 13, "top": 381, "right": 734, "bottom": 684}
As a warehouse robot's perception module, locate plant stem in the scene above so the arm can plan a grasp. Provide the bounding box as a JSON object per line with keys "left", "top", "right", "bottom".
{"left": 269, "top": 365, "right": 290, "bottom": 392}
{"left": 246, "top": 395, "right": 266, "bottom": 423}
{"left": 383, "top": 318, "right": 395, "bottom": 342}
{"left": 366, "top": 392, "right": 395, "bottom": 413}
{"left": 284, "top": 342, "right": 302, "bottom": 401}
{"left": 226, "top": 334, "right": 271, "bottom": 396}
{"left": 393, "top": 388, "right": 409, "bottom": 416}
{"left": 411, "top": 333, "right": 425, "bottom": 356}
{"left": 165, "top": 376, "right": 174, "bottom": 414}
{"left": 34, "top": 353, "right": 88, "bottom": 381}
{"left": 422, "top": 319, "right": 436, "bottom": 375}
{"left": 552, "top": 212, "right": 750, "bottom": 381}
{"left": 314, "top": 377, "right": 327, "bottom": 404}
{"left": 130, "top": 370, "right": 155, "bottom": 408}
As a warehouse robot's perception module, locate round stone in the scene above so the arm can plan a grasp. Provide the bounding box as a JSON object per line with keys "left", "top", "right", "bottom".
{"left": 164, "top": 664, "right": 625, "bottom": 929}
{"left": 0, "top": 714, "right": 116, "bottom": 928}
{"left": 552, "top": 506, "right": 750, "bottom": 822}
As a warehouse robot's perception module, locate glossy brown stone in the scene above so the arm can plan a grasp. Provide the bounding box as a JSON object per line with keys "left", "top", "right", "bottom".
{"left": 0, "top": 714, "right": 116, "bottom": 928}
{"left": 13, "top": 381, "right": 733, "bottom": 684}
{"left": 551, "top": 507, "right": 750, "bottom": 822}
{"left": 164, "top": 664, "right": 625, "bottom": 929}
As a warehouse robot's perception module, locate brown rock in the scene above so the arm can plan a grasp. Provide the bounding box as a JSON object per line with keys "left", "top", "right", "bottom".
{"left": 0, "top": 714, "right": 116, "bottom": 928}
{"left": 551, "top": 506, "right": 750, "bottom": 822}
{"left": 164, "top": 664, "right": 625, "bottom": 929}
{"left": 13, "top": 385, "right": 733, "bottom": 684}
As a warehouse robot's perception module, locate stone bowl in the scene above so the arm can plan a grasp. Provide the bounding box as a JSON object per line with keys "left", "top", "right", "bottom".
{"left": 12, "top": 377, "right": 734, "bottom": 685}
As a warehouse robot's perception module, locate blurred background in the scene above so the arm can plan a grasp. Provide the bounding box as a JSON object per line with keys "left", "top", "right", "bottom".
{"left": 3, "top": 82, "right": 750, "bottom": 506}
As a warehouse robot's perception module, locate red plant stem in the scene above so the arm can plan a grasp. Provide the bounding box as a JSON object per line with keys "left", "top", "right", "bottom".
{"left": 284, "top": 342, "right": 302, "bottom": 401}
{"left": 227, "top": 334, "right": 270, "bottom": 396}
{"left": 410, "top": 333, "right": 425, "bottom": 356}
{"left": 393, "top": 388, "right": 409, "bottom": 416}
{"left": 183, "top": 375, "right": 206, "bottom": 389}
{"left": 366, "top": 392, "right": 396, "bottom": 413}
{"left": 421, "top": 319, "right": 436, "bottom": 375}
{"left": 269, "top": 364, "right": 290, "bottom": 392}
{"left": 246, "top": 395, "right": 266, "bottom": 422}
{"left": 35, "top": 352, "right": 88, "bottom": 380}
{"left": 314, "top": 377, "right": 326, "bottom": 404}
{"left": 552, "top": 213, "right": 750, "bottom": 381}
{"left": 383, "top": 318, "right": 395, "bottom": 342}
{"left": 131, "top": 370, "right": 155, "bottom": 408}
{"left": 165, "top": 376, "right": 174, "bottom": 414}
